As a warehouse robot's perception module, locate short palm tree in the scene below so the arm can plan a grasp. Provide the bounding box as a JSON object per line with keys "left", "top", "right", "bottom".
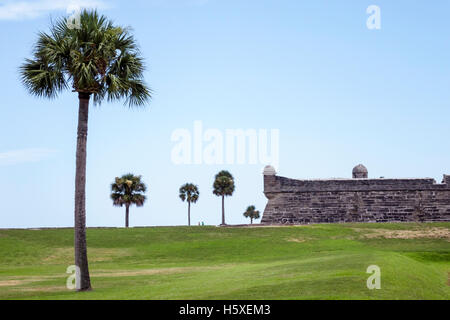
{"left": 243, "top": 205, "right": 260, "bottom": 224}
{"left": 111, "top": 174, "right": 147, "bottom": 228}
{"left": 213, "top": 170, "right": 235, "bottom": 225}
{"left": 179, "top": 183, "right": 200, "bottom": 226}
{"left": 20, "top": 10, "right": 151, "bottom": 291}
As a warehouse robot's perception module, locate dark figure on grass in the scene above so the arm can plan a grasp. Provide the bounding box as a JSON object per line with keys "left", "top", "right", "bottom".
{"left": 20, "top": 10, "right": 151, "bottom": 291}
{"left": 179, "top": 183, "right": 200, "bottom": 226}
{"left": 111, "top": 174, "right": 147, "bottom": 228}
{"left": 213, "top": 170, "right": 235, "bottom": 226}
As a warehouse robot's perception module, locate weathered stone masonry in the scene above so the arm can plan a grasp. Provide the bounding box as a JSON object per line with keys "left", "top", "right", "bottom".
{"left": 261, "top": 165, "right": 450, "bottom": 224}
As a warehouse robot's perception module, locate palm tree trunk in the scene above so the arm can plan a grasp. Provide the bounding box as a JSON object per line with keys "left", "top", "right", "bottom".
{"left": 251, "top": 217, "right": 253, "bottom": 224}
{"left": 125, "top": 204, "right": 130, "bottom": 228}
{"left": 188, "top": 201, "right": 191, "bottom": 226}
{"left": 74, "top": 92, "right": 92, "bottom": 291}
{"left": 221, "top": 195, "right": 225, "bottom": 225}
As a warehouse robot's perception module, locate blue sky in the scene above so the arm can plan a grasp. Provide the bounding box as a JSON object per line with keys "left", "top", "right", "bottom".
{"left": 0, "top": 0, "right": 449, "bottom": 228}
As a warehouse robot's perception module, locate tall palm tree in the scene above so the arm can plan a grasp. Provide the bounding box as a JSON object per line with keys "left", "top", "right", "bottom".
{"left": 179, "top": 183, "right": 200, "bottom": 226}
{"left": 213, "top": 170, "right": 235, "bottom": 226}
{"left": 111, "top": 174, "right": 147, "bottom": 228}
{"left": 243, "top": 205, "right": 260, "bottom": 224}
{"left": 20, "top": 10, "right": 151, "bottom": 291}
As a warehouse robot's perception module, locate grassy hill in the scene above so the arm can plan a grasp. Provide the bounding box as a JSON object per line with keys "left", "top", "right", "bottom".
{"left": 0, "top": 222, "right": 449, "bottom": 300}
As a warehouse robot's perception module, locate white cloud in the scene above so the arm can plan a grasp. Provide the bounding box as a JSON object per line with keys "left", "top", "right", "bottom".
{"left": 0, "top": 0, "right": 108, "bottom": 20}
{"left": 0, "top": 148, "right": 57, "bottom": 166}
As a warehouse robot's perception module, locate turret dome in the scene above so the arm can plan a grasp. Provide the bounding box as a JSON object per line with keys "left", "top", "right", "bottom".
{"left": 352, "top": 164, "right": 368, "bottom": 179}
{"left": 263, "top": 165, "right": 277, "bottom": 176}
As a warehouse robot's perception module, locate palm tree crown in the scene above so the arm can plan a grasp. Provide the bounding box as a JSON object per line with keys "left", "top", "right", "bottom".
{"left": 111, "top": 174, "right": 147, "bottom": 207}
{"left": 212, "top": 170, "right": 235, "bottom": 197}
{"left": 179, "top": 183, "right": 200, "bottom": 203}
{"left": 20, "top": 9, "right": 151, "bottom": 106}
{"left": 243, "top": 205, "right": 260, "bottom": 224}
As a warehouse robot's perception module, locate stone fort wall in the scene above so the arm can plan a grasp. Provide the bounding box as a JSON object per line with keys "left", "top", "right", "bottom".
{"left": 261, "top": 166, "right": 450, "bottom": 225}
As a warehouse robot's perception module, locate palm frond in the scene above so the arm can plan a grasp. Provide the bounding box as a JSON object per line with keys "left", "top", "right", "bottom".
{"left": 20, "top": 58, "right": 67, "bottom": 98}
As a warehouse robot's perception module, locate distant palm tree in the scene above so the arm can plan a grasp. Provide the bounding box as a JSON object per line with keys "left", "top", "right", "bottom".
{"left": 243, "top": 205, "right": 260, "bottom": 224}
{"left": 213, "top": 170, "right": 235, "bottom": 225}
{"left": 179, "top": 183, "right": 200, "bottom": 226}
{"left": 111, "top": 174, "right": 147, "bottom": 228}
{"left": 20, "top": 10, "right": 151, "bottom": 291}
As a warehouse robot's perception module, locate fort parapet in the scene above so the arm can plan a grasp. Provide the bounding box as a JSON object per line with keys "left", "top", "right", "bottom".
{"left": 262, "top": 165, "right": 450, "bottom": 224}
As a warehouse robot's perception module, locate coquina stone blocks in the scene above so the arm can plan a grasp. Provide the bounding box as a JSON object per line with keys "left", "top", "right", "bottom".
{"left": 261, "top": 165, "right": 450, "bottom": 225}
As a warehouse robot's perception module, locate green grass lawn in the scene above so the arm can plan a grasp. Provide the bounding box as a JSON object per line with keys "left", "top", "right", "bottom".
{"left": 0, "top": 222, "right": 449, "bottom": 300}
